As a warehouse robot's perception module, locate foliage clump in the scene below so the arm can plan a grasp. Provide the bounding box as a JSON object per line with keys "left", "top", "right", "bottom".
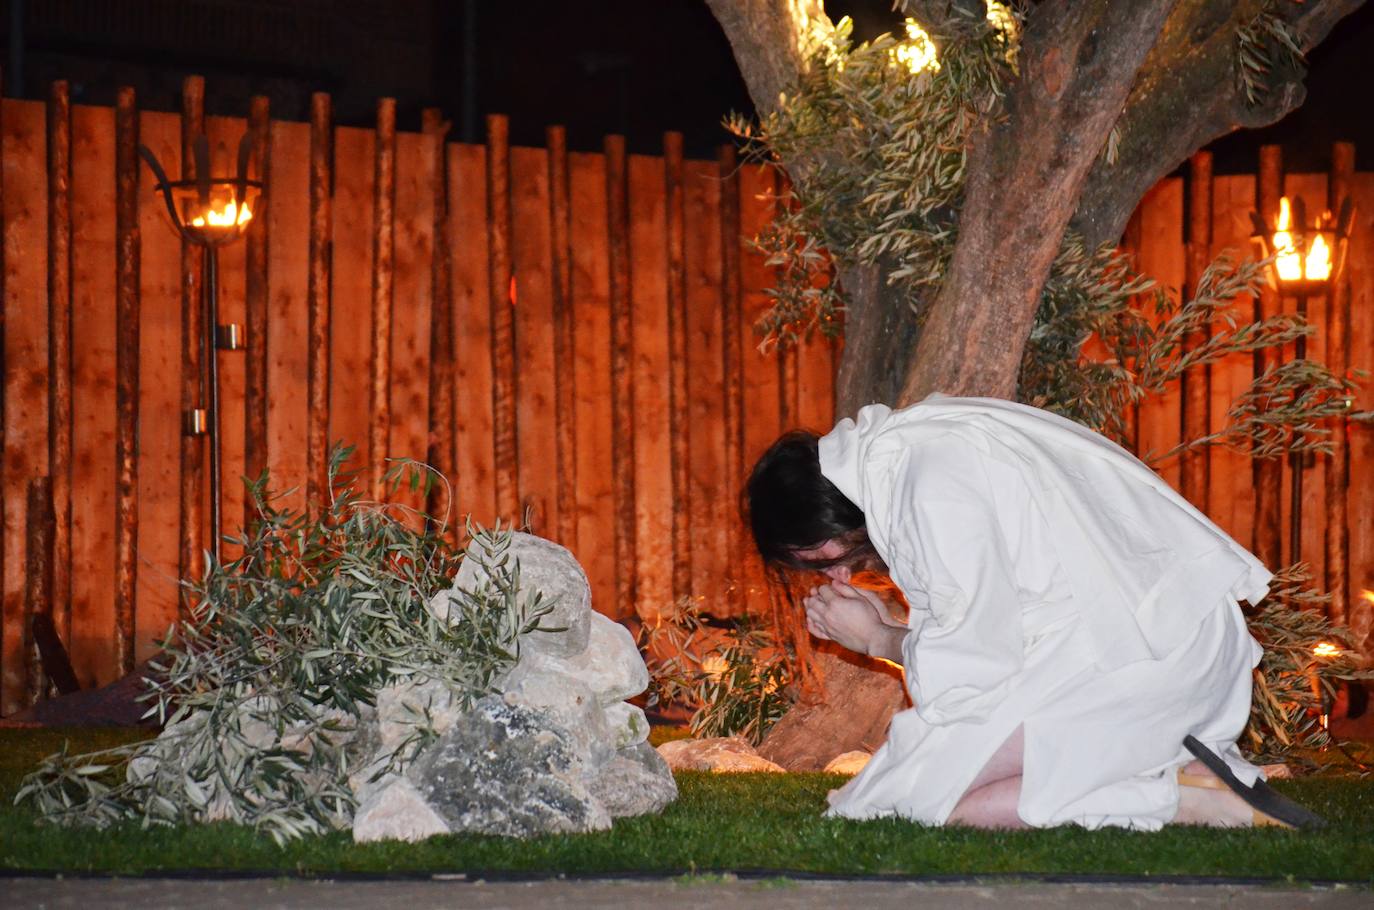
{"left": 1244, "top": 566, "right": 1374, "bottom": 765}
{"left": 640, "top": 599, "right": 793, "bottom": 745}
{"left": 16, "top": 449, "right": 550, "bottom": 844}
{"left": 1023, "top": 245, "right": 1368, "bottom": 457}
{"left": 731, "top": 6, "right": 1013, "bottom": 348}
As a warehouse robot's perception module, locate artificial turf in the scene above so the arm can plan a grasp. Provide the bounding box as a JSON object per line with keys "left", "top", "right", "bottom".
{"left": 1, "top": 727, "right": 1371, "bottom": 882}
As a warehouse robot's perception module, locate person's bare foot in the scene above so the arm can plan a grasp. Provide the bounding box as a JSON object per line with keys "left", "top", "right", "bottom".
{"left": 1174, "top": 760, "right": 1258, "bottom": 827}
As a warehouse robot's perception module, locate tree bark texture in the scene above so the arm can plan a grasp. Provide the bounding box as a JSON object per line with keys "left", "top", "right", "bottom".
{"left": 704, "top": 0, "right": 830, "bottom": 118}
{"left": 902, "top": 0, "right": 1179, "bottom": 403}
{"left": 832, "top": 261, "right": 924, "bottom": 417}
{"left": 1071, "top": 0, "right": 1366, "bottom": 251}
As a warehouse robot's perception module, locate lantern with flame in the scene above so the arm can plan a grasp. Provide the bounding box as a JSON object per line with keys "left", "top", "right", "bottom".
{"left": 1250, "top": 193, "right": 1356, "bottom": 564}
{"left": 1251, "top": 195, "right": 1352, "bottom": 303}
{"left": 139, "top": 132, "right": 265, "bottom": 563}
{"left": 141, "top": 133, "right": 262, "bottom": 248}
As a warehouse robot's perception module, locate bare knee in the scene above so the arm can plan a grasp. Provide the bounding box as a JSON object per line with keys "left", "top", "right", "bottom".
{"left": 964, "top": 725, "right": 1025, "bottom": 793}
{"left": 948, "top": 776, "right": 1027, "bottom": 829}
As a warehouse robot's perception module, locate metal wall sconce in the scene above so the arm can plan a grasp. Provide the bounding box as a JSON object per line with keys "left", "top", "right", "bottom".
{"left": 139, "top": 133, "right": 264, "bottom": 564}
{"left": 1250, "top": 193, "right": 1355, "bottom": 564}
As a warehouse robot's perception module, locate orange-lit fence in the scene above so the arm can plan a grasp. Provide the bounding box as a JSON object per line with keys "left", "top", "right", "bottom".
{"left": 3, "top": 76, "right": 1372, "bottom": 714}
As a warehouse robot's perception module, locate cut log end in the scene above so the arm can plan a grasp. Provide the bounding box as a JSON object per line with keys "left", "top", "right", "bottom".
{"left": 757, "top": 650, "right": 907, "bottom": 771}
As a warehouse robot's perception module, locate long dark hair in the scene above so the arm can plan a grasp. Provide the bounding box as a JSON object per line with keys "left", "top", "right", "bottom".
{"left": 745, "top": 430, "right": 871, "bottom": 571}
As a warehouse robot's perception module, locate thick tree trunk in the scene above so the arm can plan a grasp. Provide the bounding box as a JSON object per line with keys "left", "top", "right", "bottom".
{"left": 707, "top": 0, "right": 1365, "bottom": 769}
{"left": 832, "top": 262, "right": 925, "bottom": 417}
{"left": 901, "top": 0, "right": 1178, "bottom": 403}
{"left": 1070, "top": 0, "right": 1365, "bottom": 250}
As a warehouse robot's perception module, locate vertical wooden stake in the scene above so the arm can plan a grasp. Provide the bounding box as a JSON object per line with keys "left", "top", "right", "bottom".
{"left": 775, "top": 177, "right": 799, "bottom": 429}
{"left": 424, "top": 108, "right": 456, "bottom": 525}
{"left": 1120, "top": 207, "right": 1144, "bottom": 454}
{"left": 1180, "top": 151, "right": 1212, "bottom": 511}
{"left": 178, "top": 76, "right": 206, "bottom": 614}
{"left": 0, "top": 67, "right": 7, "bottom": 702}
{"left": 114, "top": 86, "right": 141, "bottom": 673}
{"left": 486, "top": 114, "right": 519, "bottom": 521}
{"left": 307, "top": 92, "right": 333, "bottom": 509}
{"left": 46, "top": 80, "right": 73, "bottom": 646}
{"left": 243, "top": 95, "right": 271, "bottom": 529}
{"left": 1253, "top": 145, "right": 1283, "bottom": 569}
{"left": 24, "top": 479, "right": 55, "bottom": 705}
{"left": 370, "top": 98, "right": 397, "bottom": 499}
{"left": 1325, "top": 142, "right": 1355, "bottom": 626}
{"left": 547, "top": 125, "right": 578, "bottom": 548}
{"left": 718, "top": 145, "right": 745, "bottom": 598}
{"left": 605, "top": 134, "right": 636, "bottom": 619}
{"left": 664, "top": 132, "right": 692, "bottom": 607}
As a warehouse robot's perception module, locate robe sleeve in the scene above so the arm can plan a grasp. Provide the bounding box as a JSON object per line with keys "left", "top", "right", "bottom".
{"left": 866, "top": 432, "right": 1026, "bottom": 726}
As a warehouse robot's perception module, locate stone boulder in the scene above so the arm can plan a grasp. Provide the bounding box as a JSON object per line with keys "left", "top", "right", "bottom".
{"left": 407, "top": 696, "right": 610, "bottom": 838}
{"left": 823, "top": 750, "right": 873, "bottom": 775}
{"left": 351, "top": 531, "right": 677, "bottom": 842}
{"left": 656, "top": 736, "right": 785, "bottom": 773}
{"left": 429, "top": 533, "right": 591, "bottom": 658}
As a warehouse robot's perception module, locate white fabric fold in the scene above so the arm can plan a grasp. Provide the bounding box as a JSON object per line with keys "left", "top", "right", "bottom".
{"left": 816, "top": 395, "right": 1270, "bottom": 828}
{"left": 818, "top": 395, "right": 1272, "bottom": 675}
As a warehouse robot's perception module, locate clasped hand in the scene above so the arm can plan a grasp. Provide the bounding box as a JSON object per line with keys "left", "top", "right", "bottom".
{"left": 802, "top": 580, "right": 907, "bottom": 664}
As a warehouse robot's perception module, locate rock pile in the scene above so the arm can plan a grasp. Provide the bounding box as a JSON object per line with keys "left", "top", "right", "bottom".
{"left": 351, "top": 532, "right": 676, "bottom": 842}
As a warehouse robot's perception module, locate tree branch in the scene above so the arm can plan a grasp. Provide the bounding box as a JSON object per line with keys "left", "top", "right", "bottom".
{"left": 901, "top": 0, "right": 1180, "bottom": 404}
{"left": 1072, "top": 0, "right": 1366, "bottom": 250}
{"left": 705, "top": 0, "right": 831, "bottom": 117}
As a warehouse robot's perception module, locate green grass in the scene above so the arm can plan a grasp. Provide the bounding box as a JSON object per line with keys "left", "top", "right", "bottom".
{"left": 1, "top": 728, "right": 1372, "bottom": 882}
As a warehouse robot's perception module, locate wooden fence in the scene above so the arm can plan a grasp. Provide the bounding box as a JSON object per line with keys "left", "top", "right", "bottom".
{"left": 0, "top": 77, "right": 839, "bottom": 714}
{"left": 1127, "top": 147, "right": 1374, "bottom": 646}
{"left": 2, "top": 75, "right": 1371, "bottom": 714}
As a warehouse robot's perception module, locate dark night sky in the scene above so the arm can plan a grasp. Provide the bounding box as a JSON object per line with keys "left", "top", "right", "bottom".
{"left": 465, "top": 0, "right": 1374, "bottom": 173}
{"left": 5, "top": 0, "right": 1373, "bottom": 171}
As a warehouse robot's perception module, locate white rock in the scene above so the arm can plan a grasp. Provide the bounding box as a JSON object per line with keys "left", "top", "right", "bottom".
{"left": 431, "top": 532, "right": 592, "bottom": 658}
{"left": 503, "top": 612, "right": 648, "bottom": 707}
{"left": 602, "top": 701, "right": 650, "bottom": 750}
{"left": 372, "top": 678, "right": 462, "bottom": 755}
{"left": 408, "top": 696, "right": 612, "bottom": 838}
{"left": 352, "top": 776, "right": 452, "bottom": 843}
{"left": 823, "top": 750, "right": 872, "bottom": 775}
{"left": 656, "top": 736, "right": 785, "bottom": 773}
{"left": 501, "top": 674, "right": 616, "bottom": 768}
{"left": 589, "top": 742, "right": 678, "bottom": 818}
{"left": 353, "top": 532, "right": 677, "bottom": 839}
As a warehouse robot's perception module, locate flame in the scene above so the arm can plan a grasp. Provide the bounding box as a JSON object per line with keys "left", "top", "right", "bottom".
{"left": 191, "top": 200, "right": 252, "bottom": 230}
{"left": 891, "top": 19, "right": 941, "bottom": 74}
{"left": 1362, "top": 589, "right": 1374, "bottom": 605}
{"left": 1271, "top": 197, "right": 1334, "bottom": 282}
{"left": 1273, "top": 197, "right": 1302, "bottom": 281}
{"left": 1313, "top": 641, "right": 1340, "bottom": 658}
{"left": 1306, "top": 233, "right": 1332, "bottom": 281}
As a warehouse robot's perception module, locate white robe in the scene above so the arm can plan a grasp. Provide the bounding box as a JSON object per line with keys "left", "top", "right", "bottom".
{"left": 819, "top": 395, "right": 1269, "bottom": 830}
